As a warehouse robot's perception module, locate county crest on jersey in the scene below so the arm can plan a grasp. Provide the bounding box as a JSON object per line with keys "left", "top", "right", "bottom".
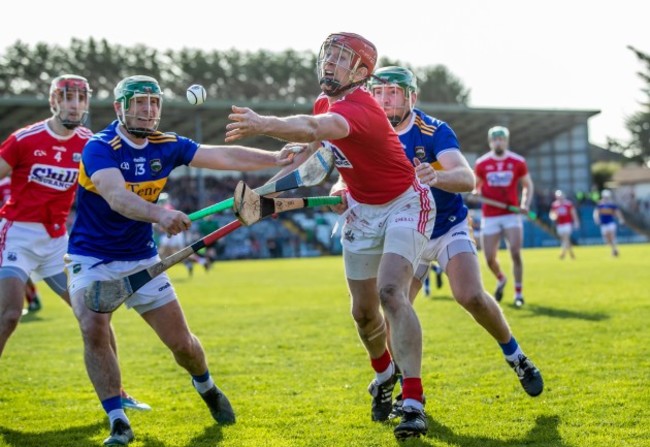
{"left": 68, "top": 120, "right": 199, "bottom": 261}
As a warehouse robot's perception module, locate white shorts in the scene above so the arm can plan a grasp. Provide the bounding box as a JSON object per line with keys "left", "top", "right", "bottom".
{"left": 0, "top": 220, "right": 66, "bottom": 281}
{"left": 417, "top": 217, "right": 477, "bottom": 275}
{"left": 65, "top": 254, "right": 177, "bottom": 314}
{"left": 556, "top": 223, "right": 574, "bottom": 236}
{"left": 341, "top": 185, "right": 435, "bottom": 280}
{"left": 481, "top": 214, "right": 522, "bottom": 236}
{"left": 159, "top": 232, "right": 185, "bottom": 250}
{"left": 600, "top": 222, "right": 617, "bottom": 236}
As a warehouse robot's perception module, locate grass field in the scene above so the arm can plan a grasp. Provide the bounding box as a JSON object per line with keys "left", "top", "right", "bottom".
{"left": 1, "top": 244, "right": 649, "bottom": 447}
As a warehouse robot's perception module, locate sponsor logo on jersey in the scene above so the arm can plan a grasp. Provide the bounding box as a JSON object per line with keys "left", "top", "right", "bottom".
{"left": 326, "top": 141, "right": 352, "bottom": 169}
{"left": 150, "top": 159, "right": 162, "bottom": 173}
{"left": 29, "top": 164, "right": 79, "bottom": 191}
{"left": 134, "top": 157, "right": 146, "bottom": 163}
{"left": 126, "top": 180, "right": 165, "bottom": 202}
{"left": 52, "top": 146, "right": 67, "bottom": 152}
{"left": 486, "top": 171, "right": 514, "bottom": 187}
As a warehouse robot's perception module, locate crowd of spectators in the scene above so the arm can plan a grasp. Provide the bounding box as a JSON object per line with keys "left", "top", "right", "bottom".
{"left": 163, "top": 174, "right": 340, "bottom": 261}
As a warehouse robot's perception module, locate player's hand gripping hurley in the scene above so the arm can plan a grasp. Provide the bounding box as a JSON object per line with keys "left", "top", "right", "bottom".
{"left": 84, "top": 149, "right": 338, "bottom": 313}
{"left": 187, "top": 145, "right": 334, "bottom": 221}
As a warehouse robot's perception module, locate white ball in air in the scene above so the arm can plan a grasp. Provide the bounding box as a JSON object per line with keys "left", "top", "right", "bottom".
{"left": 186, "top": 84, "right": 207, "bottom": 105}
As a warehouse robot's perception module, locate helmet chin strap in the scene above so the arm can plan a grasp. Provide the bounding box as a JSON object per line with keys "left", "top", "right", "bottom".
{"left": 320, "top": 78, "right": 366, "bottom": 97}
{"left": 127, "top": 128, "right": 155, "bottom": 138}
{"left": 389, "top": 111, "right": 411, "bottom": 128}
{"left": 56, "top": 115, "right": 81, "bottom": 130}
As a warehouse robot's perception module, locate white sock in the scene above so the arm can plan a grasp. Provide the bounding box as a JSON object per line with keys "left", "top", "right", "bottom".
{"left": 193, "top": 376, "right": 216, "bottom": 394}
{"left": 108, "top": 410, "right": 129, "bottom": 427}
{"left": 403, "top": 398, "right": 424, "bottom": 411}
{"left": 375, "top": 362, "right": 394, "bottom": 384}
{"left": 505, "top": 347, "right": 525, "bottom": 364}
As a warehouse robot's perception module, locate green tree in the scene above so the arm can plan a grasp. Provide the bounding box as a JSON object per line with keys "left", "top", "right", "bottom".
{"left": 591, "top": 161, "right": 621, "bottom": 191}
{"left": 0, "top": 39, "right": 467, "bottom": 105}
{"left": 377, "top": 57, "right": 470, "bottom": 105}
{"left": 607, "top": 45, "right": 650, "bottom": 166}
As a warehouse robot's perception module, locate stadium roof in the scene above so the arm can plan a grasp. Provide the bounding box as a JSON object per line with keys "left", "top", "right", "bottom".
{"left": 0, "top": 97, "right": 599, "bottom": 154}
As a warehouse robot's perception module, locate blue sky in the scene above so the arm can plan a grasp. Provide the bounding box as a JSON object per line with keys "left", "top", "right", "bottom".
{"left": 2, "top": 0, "right": 648, "bottom": 147}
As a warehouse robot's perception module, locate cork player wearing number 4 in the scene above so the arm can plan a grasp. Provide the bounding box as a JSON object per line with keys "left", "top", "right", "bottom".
{"left": 0, "top": 74, "right": 149, "bottom": 412}
{"left": 369, "top": 67, "right": 543, "bottom": 417}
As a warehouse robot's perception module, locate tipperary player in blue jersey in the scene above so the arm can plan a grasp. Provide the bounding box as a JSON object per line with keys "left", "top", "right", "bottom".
{"left": 593, "top": 189, "right": 625, "bottom": 256}
{"left": 368, "top": 67, "right": 544, "bottom": 414}
{"left": 65, "top": 75, "right": 298, "bottom": 446}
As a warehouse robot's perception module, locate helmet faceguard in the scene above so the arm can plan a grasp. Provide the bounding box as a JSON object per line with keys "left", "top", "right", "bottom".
{"left": 488, "top": 126, "right": 510, "bottom": 154}
{"left": 114, "top": 75, "right": 163, "bottom": 138}
{"left": 368, "top": 66, "right": 418, "bottom": 127}
{"left": 317, "top": 32, "right": 377, "bottom": 97}
{"left": 49, "top": 74, "right": 92, "bottom": 129}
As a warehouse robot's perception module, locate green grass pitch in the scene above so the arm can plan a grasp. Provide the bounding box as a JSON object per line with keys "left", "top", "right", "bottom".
{"left": 1, "top": 244, "right": 649, "bottom": 447}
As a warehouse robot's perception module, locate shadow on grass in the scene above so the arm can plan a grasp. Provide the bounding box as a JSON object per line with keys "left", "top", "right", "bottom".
{"left": 426, "top": 294, "right": 456, "bottom": 302}
{"left": 403, "top": 414, "right": 573, "bottom": 447}
{"left": 507, "top": 304, "right": 609, "bottom": 321}
{"left": 0, "top": 420, "right": 189, "bottom": 447}
{"left": 0, "top": 422, "right": 104, "bottom": 447}
{"left": 184, "top": 423, "right": 226, "bottom": 447}
{"left": 18, "top": 312, "right": 46, "bottom": 324}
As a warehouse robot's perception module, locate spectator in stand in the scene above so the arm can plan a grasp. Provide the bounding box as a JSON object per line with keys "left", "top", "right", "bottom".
{"left": 549, "top": 190, "right": 580, "bottom": 259}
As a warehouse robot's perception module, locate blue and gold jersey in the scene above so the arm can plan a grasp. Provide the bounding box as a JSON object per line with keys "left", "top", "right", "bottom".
{"left": 398, "top": 109, "right": 467, "bottom": 238}
{"left": 68, "top": 120, "right": 199, "bottom": 261}
{"left": 596, "top": 201, "right": 619, "bottom": 225}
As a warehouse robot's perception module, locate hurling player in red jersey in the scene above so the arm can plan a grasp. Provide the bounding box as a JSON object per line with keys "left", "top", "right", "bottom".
{"left": 226, "top": 32, "right": 434, "bottom": 440}
{"left": 474, "top": 126, "right": 534, "bottom": 308}
{"left": 549, "top": 189, "right": 580, "bottom": 259}
{"left": 0, "top": 74, "right": 149, "bottom": 411}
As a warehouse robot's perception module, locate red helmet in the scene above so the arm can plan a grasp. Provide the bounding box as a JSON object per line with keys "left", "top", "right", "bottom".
{"left": 324, "top": 33, "right": 377, "bottom": 73}
{"left": 49, "top": 74, "right": 92, "bottom": 129}
{"left": 318, "top": 32, "right": 377, "bottom": 97}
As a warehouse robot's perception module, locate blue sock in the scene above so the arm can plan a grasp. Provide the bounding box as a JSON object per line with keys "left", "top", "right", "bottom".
{"left": 101, "top": 395, "right": 123, "bottom": 414}
{"left": 499, "top": 336, "right": 519, "bottom": 356}
{"left": 192, "top": 371, "right": 211, "bottom": 383}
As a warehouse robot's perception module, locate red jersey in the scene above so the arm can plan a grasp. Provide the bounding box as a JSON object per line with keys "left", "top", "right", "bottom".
{"left": 550, "top": 199, "right": 576, "bottom": 225}
{"left": 474, "top": 150, "right": 529, "bottom": 217}
{"left": 0, "top": 120, "right": 92, "bottom": 237}
{"left": 0, "top": 177, "right": 10, "bottom": 206}
{"left": 313, "top": 87, "right": 414, "bottom": 204}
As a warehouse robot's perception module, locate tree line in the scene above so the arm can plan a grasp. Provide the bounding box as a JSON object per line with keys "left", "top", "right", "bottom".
{"left": 0, "top": 37, "right": 470, "bottom": 105}
{"left": 0, "top": 38, "right": 647, "bottom": 165}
